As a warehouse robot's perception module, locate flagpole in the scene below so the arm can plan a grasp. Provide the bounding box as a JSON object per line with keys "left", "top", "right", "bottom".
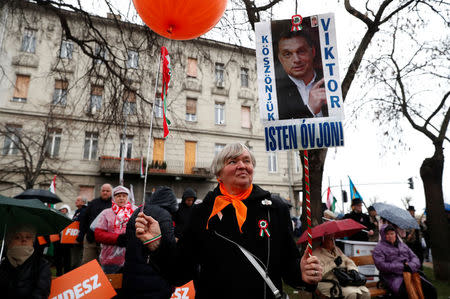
{"left": 142, "top": 50, "right": 162, "bottom": 203}
{"left": 119, "top": 109, "right": 128, "bottom": 186}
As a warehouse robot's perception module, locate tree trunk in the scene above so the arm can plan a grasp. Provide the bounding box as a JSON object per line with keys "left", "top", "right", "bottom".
{"left": 420, "top": 144, "right": 449, "bottom": 281}
{"left": 301, "top": 148, "right": 328, "bottom": 233}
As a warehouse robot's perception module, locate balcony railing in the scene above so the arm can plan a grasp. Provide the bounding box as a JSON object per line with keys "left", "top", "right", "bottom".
{"left": 99, "top": 156, "right": 213, "bottom": 178}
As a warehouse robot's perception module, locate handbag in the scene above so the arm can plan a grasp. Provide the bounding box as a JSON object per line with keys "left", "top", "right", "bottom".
{"left": 332, "top": 267, "right": 367, "bottom": 287}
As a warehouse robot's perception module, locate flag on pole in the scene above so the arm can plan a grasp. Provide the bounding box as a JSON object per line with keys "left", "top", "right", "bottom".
{"left": 140, "top": 156, "right": 145, "bottom": 178}
{"left": 326, "top": 187, "right": 338, "bottom": 212}
{"left": 49, "top": 175, "right": 57, "bottom": 194}
{"left": 349, "top": 177, "right": 363, "bottom": 202}
{"left": 160, "top": 47, "right": 171, "bottom": 138}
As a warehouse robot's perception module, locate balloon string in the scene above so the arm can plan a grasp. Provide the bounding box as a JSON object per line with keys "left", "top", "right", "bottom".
{"left": 303, "top": 150, "right": 312, "bottom": 257}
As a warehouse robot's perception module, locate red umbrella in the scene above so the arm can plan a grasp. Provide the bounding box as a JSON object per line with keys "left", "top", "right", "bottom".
{"left": 297, "top": 219, "right": 366, "bottom": 244}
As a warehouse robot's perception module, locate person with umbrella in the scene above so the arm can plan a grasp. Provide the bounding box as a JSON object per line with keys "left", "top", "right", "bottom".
{"left": 135, "top": 143, "right": 322, "bottom": 298}
{"left": 313, "top": 234, "right": 370, "bottom": 299}
{"left": 0, "top": 224, "right": 51, "bottom": 298}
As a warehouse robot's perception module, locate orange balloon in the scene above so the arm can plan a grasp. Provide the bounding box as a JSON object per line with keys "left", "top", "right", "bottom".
{"left": 133, "top": 0, "right": 228, "bottom": 40}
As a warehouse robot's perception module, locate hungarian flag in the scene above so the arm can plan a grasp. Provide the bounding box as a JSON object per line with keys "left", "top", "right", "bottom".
{"left": 326, "top": 187, "right": 337, "bottom": 212}
{"left": 161, "top": 47, "right": 171, "bottom": 138}
{"left": 49, "top": 175, "right": 57, "bottom": 194}
{"left": 349, "top": 177, "right": 363, "bottom": 202}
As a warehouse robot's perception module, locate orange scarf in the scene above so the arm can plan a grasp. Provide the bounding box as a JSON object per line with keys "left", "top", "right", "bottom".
{"left": 207, "top": 183, "right": 253, "bottom": 233}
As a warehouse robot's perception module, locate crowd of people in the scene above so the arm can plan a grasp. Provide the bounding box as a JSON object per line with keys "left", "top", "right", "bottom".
{"left": 0, "top": 143, "right": 440, "bottom": 299}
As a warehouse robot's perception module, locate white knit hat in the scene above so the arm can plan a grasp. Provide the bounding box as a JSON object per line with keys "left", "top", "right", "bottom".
{"left": 113, "top": 185, "right": 130, "bottom": 196}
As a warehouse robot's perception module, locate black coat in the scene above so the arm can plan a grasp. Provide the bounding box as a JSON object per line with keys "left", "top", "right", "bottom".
{"left": 343, "top": 211, "right": 375, "bottom": 241}
{"left": 174, "top": 202, "right": 194, "bottom": 239}
{"left": 72, "top": 205, "right": 87, "bottom": 221}
{"left": 77, "top": 196, "right": 112, "bottom": 243}
{"left": 122, "top": 187, "right": 177, "bottom": 299}
{"left": 0, "top": 252, "right": 51, "bottom": 299}
{"left": 156, "top": 184, "right": 316, "bottom": 299}
{"left": 276, "top": 70, "right": 328, "bottom": 120}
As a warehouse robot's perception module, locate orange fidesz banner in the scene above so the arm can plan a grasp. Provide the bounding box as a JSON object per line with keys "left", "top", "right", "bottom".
{"left": 49, "top": 259, "right": 116, "bottom": 299}
{"left": 60, "top": 221, "right": 80, "bottom": 244}
{"left": 170, "top": 281, "right": 195, "bottom": 299}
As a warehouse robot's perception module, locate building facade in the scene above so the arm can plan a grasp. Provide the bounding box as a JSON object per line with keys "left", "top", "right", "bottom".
{"left": 0, "top": 2, "right": 303, "bottom": 214}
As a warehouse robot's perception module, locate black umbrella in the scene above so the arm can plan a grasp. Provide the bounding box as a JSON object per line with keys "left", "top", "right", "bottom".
{"left": 14, "top": 189, "right": 62, "bottom": 204}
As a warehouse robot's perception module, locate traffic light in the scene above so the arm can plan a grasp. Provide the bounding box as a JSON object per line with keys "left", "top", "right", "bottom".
{"left": 408, "top": 177, "right": 414, "bottom": 189}
{"left": 342, "top": 190, "right": 348, "bottom": 202}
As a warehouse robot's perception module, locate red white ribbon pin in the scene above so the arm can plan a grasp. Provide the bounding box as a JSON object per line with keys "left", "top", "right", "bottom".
{"left": 258, "top": 219, "right": 271, "bottom": 237}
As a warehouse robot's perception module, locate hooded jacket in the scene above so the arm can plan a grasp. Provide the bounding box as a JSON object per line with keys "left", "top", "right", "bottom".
{"left": 0, "top": 251, "right": 51, "bottom": 299}
{"left": 154, "top": 184, "right": 316, "bottom": 299}
{"left": 372, "top": 226, "right": 420, "bottom": 294}
{"left": 174, "top": 188, "right": 197, "bottom": 238}
{"left": 122, "top": 186, "right": 178, "bottom": 299}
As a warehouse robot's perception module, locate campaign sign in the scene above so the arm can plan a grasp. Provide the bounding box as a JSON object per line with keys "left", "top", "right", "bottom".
{"left": 255, "top": 13, "right": 345, "bottom": 151}
{"left": 49, "top": 259, "right": 116, "bottom": 299}
{"left": 60, "top": 221, "right": 80, "bottom": 244}
{"left": 170, "top": 281, "right": 195, "bottom": 299}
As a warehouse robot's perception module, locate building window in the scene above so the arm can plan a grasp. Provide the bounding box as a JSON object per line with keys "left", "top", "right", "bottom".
{"left": 123, "top": 90, "right": 136, "bottom": 115}
{"left": 60, "top": 40, "right": 73, "bottom": 59}
{"left": 240, "top": 67, "right": 249, "bottom": 87}
{"left": 154, "top": 98, "right": 163, "bottom": 118}
{"left": 52, "top": 80, "right": 68, "bottom": 106}
{"left": 187, "top": 58, "right": 198, "bottom": 77}
{"left": 241, "top": 106, "right": 251, "bottom": 128}
{"left": 12, "top": 75, "right": 30, "bottom": 103}
{"left": 268, "top": 152, "right": 277, "bottom": 173}
{"left": 186, "top": 98, "right": 197, "bottom": 122}
{"left": 119, "top": 135, "right": 133, "bottom": 159}
{"left": 2, "top": 125, "right": 22, "bottom": 155}
{"left": 215, "top": 63, "right": 224, "bottom": 88}
{"left": 20, "top": 29, "right": 36, "bottom": 53}
{"left": 215, "top": 103, "right": 225, "bottom": 125}
{"left": 46, "top": 129, "right": 62, "bottom": 158}
{"left": 94, "top": 44, "right": 107, "bottom": 64}
{"left": 89, "top": 85, "right": 103, "bottom": 114}
{"left": 214, "top": 143, "right": 226, "bottom": 156}
{"left": 294, "top": 151, "right": 301, "bottom": 173}
{"left": 83, "top": 132, "right": 98, "bottom": 160}
{"left": 126, "top": 50, "right": 139, "bottom": 69}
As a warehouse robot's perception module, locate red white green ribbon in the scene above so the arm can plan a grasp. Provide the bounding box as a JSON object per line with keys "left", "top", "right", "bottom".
{"left": 303, "top": 150, "right": 312, "bottom": 257}
{"left": 258, "top": 219, "right": 270, "bottom": 237}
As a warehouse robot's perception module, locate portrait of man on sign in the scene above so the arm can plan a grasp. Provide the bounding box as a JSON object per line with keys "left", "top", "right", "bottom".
{"left": 272, "top": 18, "right": 328, "bottom": 120}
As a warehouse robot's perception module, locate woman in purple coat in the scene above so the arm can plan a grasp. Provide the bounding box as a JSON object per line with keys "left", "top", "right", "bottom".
{"left": 372, "top": 225, "right": 436, "bottom": 299}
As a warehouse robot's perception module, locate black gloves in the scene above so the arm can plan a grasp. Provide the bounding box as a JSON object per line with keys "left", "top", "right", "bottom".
{"left": 403, "top": 262, "right": 412, "bottom": 273}
{"left": 116, "top": 234, "right": 127, "bottom": 247}
{"left": 76, "top": 234, "right": 83, "bottom": 244}
{"left": 334, "top": 256, "right": 343, "bottom": 267}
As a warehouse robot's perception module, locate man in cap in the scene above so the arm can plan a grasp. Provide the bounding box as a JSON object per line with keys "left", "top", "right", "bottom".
{"left": 343, "top": 199, "right": 375, "bottom": 241}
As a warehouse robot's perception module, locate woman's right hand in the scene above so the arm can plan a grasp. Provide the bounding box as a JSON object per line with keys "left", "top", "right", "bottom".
{"left": 135, "top": 212, "right": 162, "bottom": 251}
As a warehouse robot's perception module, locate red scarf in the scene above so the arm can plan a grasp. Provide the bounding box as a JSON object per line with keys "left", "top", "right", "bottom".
{"left": 207, "top": 183, "right": 253, "bottom": 233}
{"left": 111, "top": 201, "right": 134, "bottom": 229}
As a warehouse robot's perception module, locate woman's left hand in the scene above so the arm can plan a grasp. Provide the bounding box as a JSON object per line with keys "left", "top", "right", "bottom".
{"left": 300, "top": 250, "right": 323, "bottom": 284}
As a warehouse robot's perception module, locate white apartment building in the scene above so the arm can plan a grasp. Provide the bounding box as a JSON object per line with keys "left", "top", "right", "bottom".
{"left": 0, "top": 1, "right": 303, "bottom": 214}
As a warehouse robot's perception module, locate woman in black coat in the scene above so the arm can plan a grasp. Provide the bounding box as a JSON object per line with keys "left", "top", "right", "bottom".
{"left": 135, "top": 143, "right": 323, "bottom": 299}
{"left": 122, "top": 187, "right": 178, "bottom": 299}
{"left": 0, "top": 226, "right": 51, "bottom": 299}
